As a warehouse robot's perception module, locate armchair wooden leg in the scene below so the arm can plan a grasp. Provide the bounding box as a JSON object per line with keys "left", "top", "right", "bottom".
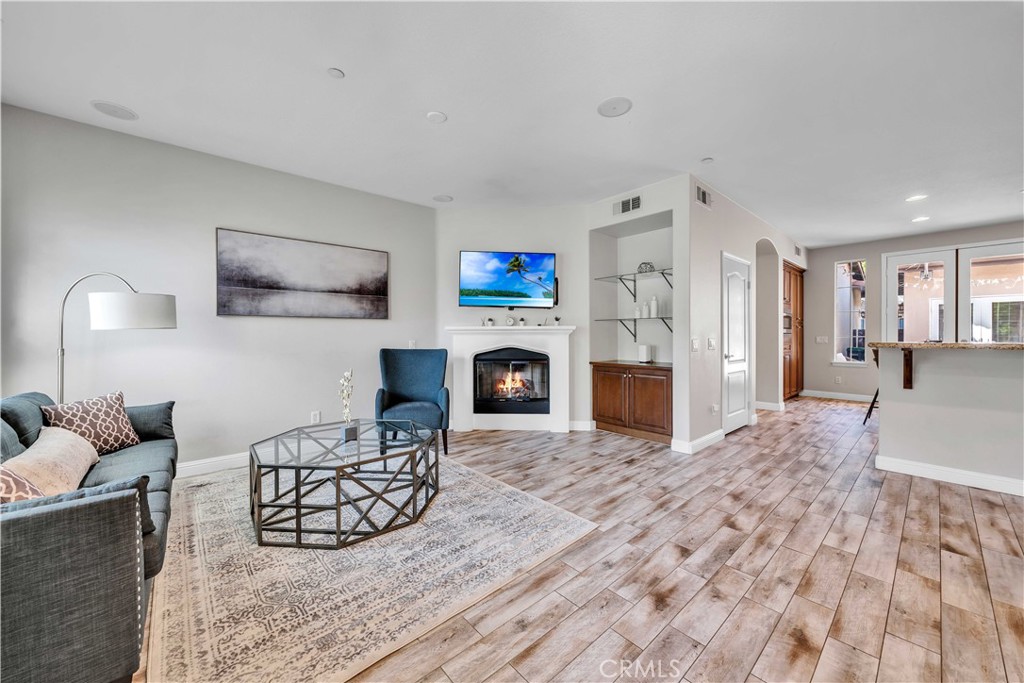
{"left": 442, "top": 429, "right": 449, "bottom": 455}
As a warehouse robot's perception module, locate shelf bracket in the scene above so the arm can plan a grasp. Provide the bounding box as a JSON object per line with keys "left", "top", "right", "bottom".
{"left": 617, "top": 319, "right": 638, "bottom": 342}
{"left": 660, "top": 271, "right": 673, "bottom": 288}
{"left": 617, "top": 277, "right": 637, "bottom": 302}
{"left": 660, "top": 318, "right": 673, "bottom": 333}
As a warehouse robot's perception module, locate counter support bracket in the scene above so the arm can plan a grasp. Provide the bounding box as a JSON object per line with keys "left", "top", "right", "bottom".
{"left": 903, "top": 349, "right": 913, "bottom": 389}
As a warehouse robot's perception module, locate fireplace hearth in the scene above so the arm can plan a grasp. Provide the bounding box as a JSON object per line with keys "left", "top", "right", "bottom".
{"left": 474, "top": 348, "right": 550, "bottom": 414}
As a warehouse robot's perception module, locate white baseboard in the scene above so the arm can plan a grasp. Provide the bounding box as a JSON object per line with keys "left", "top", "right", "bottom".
{"left": 799, "top": 390, "right": 873, "bottom": 403}
{"left": 177, "top": 451, "right": 248, "bottom": 479}
{"left": 570, "top": 421, "right": 596, "bottom": 432}
{"left": 754, "top": 401, "right": 785, "bottom": 411}
{"left": 876, "top": 455, "right": 1024, "bottom": 496}
{"left": 672, "top": 429, "right": 724, "bottom": 455}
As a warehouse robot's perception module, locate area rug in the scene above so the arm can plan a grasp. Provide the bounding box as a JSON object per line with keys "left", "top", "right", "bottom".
{"left": 147, "top": 458, "right": 596, "bottom": 682}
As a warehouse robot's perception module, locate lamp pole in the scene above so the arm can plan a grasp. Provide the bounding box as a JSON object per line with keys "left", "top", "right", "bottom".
{"left": 57, "top": 272, "right": 138, "bottom": 404}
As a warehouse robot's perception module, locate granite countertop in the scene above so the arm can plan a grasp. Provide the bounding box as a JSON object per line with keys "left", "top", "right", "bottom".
{"left": 868, "top": 342, "right": 1024, "bottom": 351}
{"left": 591, "top": 359, "right": 674, "bottom": 368}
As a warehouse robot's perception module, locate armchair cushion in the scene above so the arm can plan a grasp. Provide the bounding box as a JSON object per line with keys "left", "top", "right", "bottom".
{"left": 382, "top": 401, "right": 443, "bottom": 428}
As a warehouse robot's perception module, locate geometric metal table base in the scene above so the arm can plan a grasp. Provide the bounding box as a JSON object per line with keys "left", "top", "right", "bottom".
{"left": 249, "top": 419, "right": 440, "bottom": 549}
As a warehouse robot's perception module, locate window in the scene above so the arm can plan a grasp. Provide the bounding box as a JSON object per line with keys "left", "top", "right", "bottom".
{"left": 883, "top": 240, "right": 1024, "bottom": 343}
{"left": 835, "top": 260, "right": 866, "bottom": 363}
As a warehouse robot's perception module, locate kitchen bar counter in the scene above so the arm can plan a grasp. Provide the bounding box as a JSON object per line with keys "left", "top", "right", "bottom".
{"left": 869, "top": 343, "right": 1023, "bottom": 495}
{"left": 868, "top": 342, "right": 1024, "bottom": 351}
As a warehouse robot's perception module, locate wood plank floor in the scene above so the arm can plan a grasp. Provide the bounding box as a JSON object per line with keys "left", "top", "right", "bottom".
{"left": 351, "top": 398, "right": 1024, "bottom": 683}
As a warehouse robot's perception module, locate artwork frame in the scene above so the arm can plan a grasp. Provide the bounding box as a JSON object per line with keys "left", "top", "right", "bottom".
{"left": 216, "top": 228, "right": 389, "bottom": 319}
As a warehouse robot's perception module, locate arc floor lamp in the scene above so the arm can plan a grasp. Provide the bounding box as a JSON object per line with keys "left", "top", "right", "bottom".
{"left": 58, "top": 272, "right": 177, "bottom": 404}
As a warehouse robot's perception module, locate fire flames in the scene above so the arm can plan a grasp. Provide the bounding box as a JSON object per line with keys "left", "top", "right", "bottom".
{"left": 495, "top": 371, "right": 532, "bottom": 399}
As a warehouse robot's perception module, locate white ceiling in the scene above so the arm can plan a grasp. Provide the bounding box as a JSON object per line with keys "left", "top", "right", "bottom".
{"left": 2, "top": 2, "right": 1022, "bottom": 248}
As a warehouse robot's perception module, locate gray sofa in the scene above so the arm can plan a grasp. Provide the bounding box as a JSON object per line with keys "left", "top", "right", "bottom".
{"left": 0, "top": 392, "right": 177, "bottom": 683}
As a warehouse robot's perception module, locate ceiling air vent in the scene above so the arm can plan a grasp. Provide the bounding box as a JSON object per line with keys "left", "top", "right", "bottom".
{"left": 612, "top": 195, "right": 642, "bottom": 215}
{"left": 695, "top": 185, "right": 712, "bottom": 208}
{"left": 795, "top": 244, "right": 803, "bottom": 257}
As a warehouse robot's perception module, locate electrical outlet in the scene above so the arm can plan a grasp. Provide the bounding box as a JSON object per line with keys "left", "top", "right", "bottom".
{"left": 834, "top": 376, "right": 842, "bottom": 385}
{"left": 310, "top": 410, "right": 321, "bottom": 424}
{"left": 816, "top": 336, "right": 829, "bottom": 344}
{"left": 711, "top": 404, "right": 720, "bottom": 414}
{"left": 691, "top": 337, "right": 699, "bottom": 352}
{"left": 408, "top": 339, "right": 417, "bottom": 349}
{"left": 707, "top": 337, "right": 717, "bottom": 351}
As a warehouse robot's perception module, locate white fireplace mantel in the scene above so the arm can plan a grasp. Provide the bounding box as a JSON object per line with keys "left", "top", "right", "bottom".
{"left": 446, "top": 326, "right": 575, "bottom": 433}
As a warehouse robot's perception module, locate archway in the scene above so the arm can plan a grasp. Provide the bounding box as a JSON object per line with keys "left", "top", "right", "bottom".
{"left": 755, "top": 238, "right": 784, "bottom": 408}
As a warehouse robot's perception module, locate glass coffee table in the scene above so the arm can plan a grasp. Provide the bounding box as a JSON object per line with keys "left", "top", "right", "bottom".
{"left": 249, "top": 419, "right": 440, "bottom": 548}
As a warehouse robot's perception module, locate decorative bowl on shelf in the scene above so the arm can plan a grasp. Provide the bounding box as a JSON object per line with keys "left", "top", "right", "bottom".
{"left": 637, "top": 262, "right": 655, "bottom": 273}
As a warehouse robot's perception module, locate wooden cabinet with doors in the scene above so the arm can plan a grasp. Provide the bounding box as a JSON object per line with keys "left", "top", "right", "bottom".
{"left": 591, "top": 361, "right": 672, "bottom": 444}
{"left": 783, "top": 262, "right": 805, "bottom": 400}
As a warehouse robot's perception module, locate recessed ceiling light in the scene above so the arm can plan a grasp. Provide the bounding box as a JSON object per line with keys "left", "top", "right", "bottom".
{"left": 327, "top": 67, "right": 346, "bottom": 79}
{"left": 905, "top": 194, "right": 928, "bottom": 202}
{"left": 701, "top": 157, "right": 715, "bottom": 165}
{"left": 597, "top": 97, "right": 633, "bottom": 118}
{"left": 911, "top": 216, "right": 931, "bottom": 223}
{"left": 433, "top": 195, "right": 454, "bottom": 203}
{"left": 426, "top": 111, "right": 448, "bottom": 124}
{"left": 90, "top": 100, "right": 138, "bottom": 121}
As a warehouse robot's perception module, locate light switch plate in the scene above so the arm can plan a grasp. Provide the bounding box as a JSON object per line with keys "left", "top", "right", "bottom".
{"left": 707, "top": 338, "right": 717, "bottom": 351}
{"left": 691, "top": 338, "right": 699, "bottom": 352}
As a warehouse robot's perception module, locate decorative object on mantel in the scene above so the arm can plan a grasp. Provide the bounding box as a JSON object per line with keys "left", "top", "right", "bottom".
{"left": 518, "top": 317, "right": 526, "bottom": 327}
{"left": 637, "top": 261, "right": 655, "bottom": 273}
{"left": 505, "top": 314, "right": 516, "bottom": 326}
{"left": 57, "top": 271, "right": 177, "bottom": 403}
{"left": 338, "top": 369, "right": 356, "bottom": 441}
{"left": 147, "top": 460, "right": 596, "bottom": 682}
{"left": 216, "top": 227, "right": 389, "bottom": 319}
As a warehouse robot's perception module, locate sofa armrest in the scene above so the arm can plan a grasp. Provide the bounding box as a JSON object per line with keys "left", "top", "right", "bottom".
{"left": 1, "top": 490, "right": 145, "bottom": 683}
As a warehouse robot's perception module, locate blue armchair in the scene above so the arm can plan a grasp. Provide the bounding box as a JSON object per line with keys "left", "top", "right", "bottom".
{"left": 375, "top": 348, "right": 450, "bottom": 454}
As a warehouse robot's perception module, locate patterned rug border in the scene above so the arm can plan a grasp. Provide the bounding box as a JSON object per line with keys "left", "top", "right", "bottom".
{"left": 147, "top": 457, "right": 598, "bottom": 682}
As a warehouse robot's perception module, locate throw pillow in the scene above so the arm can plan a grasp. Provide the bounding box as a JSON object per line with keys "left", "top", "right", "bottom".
{"left": 125, "top": 401, "right": 176, "bottom": 440}
{"left": 41, "top": 391, "right": 141, "bottom": 455}
{"left": 1, "top": 427, "right": 99, "bottom": 496}
{"left": 0, "top": 467, "right": 45, "bottom": 503}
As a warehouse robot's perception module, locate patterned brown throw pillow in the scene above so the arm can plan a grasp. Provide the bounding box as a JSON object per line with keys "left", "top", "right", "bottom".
{"left": 41, "top": 391, "right": 141, "bottom": 455}
{"left": 0, "top": 467, "right": 45, "bottom": 503}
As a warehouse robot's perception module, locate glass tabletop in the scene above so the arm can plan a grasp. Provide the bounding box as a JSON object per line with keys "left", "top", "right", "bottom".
{"left": 249, "top": 418, "right": 435, "bottom": 469}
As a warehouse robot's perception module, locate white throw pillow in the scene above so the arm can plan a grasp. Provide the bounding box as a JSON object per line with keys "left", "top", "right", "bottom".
{"left": 2, "top": 427, "right": 99, "bottom": 496}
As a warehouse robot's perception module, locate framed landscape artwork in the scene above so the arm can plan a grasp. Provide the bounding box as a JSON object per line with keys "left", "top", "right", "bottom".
{"left": 216, "top": 228, "right": 389, "bottom": 319}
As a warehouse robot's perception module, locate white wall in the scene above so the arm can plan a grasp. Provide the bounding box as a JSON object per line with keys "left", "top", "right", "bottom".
{"left": 755, "top": 239, "right": 782, "bottom": 406}
{"left": 803, "top": 221, "right": 1024, "bottom": 397}
{"left": 687, "top": 176, "right": 806, "bottom": 440}
{"left": 433, "top": 206, "right": 591, "bottom": 425}
{"left": 1, "top": 106, "right": 437, "bottom": 462}
{"left": 614, "top": 228, "right": 673, "bottom": 362}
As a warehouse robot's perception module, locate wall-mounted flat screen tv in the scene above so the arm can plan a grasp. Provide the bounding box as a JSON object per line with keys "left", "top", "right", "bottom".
{"left": 459, "top": 251, "right": 557, "bottom": 309}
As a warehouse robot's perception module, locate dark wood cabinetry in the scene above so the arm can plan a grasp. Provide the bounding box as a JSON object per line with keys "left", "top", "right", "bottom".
{"left": 591, "top": 361, "right": 672, "bottom": 444}
{"left": 783, "top": 262, "right": 805, "bottom": 400}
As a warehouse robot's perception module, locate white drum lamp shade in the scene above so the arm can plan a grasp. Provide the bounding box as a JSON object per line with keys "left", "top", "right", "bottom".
{"left": 88, "top": 292, "right": 177, "bottom": 330}
{"left": 57, "top": 272, "right": 178, "bottom": 403}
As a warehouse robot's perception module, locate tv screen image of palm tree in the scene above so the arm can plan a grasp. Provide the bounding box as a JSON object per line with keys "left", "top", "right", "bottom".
{"left": 459, "top": 251, "right": 556, "bottom": 308}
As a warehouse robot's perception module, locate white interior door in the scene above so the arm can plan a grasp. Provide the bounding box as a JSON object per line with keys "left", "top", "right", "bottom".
{"left": 723, "top": 254, "right": 751, "bottom": 434}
